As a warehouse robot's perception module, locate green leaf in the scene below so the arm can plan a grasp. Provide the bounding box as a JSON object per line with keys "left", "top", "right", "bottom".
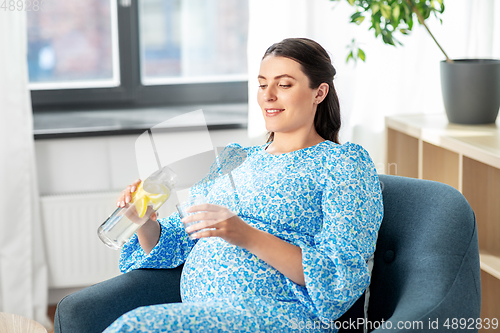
{"left": 408, "top": 15, "right": 414, "bottom": 29}
{"left": 374, "top": 20, "right": 382, "bottom": 36}
{"left": 403, "top": 3, "right": 410, "bottom": 17}
{"left": 330, "top": 0, "right": 446, "bottom": 62}
{"left": 350, "top": 11, "right": 365, "bottom": 24}
{"left": 380, "top": 4, "right": 392, "bottom": 19}
{"left": 382, "top": 31, "right": 395, "bottom": 45}
{"left": 392, "top": 5, "right": 400, "bottom": 22}
{"left": 346, "top": 52, "right": 354, "bottom": 63}
{"left": 354, "top": 16, "right": 365, "bottom": 24}
{"left": 357, "top": 48, "right": 366, "bottom": 62}
{"left": 350, "top": 12, "right": 362, "bottom": 20}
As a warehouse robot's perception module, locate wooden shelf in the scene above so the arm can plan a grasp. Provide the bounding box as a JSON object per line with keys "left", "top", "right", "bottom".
{"left": 385, "top": 113, "right": 500, "bottom": 169}
{"left": 480, "top": 251, "right": 500, "bottom": 280}
{"left": 386, "top": 113, "right": 500, "bottom": 322}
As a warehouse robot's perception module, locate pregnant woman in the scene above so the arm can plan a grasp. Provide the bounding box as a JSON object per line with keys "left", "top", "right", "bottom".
{"left": 59, "top": 37, "right": 384, "bottom": 333}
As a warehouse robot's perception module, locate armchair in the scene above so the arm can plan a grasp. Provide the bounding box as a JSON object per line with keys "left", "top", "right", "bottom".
{"left": 357, "top": 175, "right": 480, "bottom": 332}
{"left": 54, "top": 175, "right": 481, "bottom": 332}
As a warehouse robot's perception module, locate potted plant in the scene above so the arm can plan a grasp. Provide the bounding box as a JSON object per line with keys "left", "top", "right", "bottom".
{"left": 332, "top": 0, "right": 500, "bottom": 125}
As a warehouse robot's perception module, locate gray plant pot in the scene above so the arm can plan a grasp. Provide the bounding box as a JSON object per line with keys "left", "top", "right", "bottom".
{"left": 440, "top": 59, "right": 500, "bottom": 124}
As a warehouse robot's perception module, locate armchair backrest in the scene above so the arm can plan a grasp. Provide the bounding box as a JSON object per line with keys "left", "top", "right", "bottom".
{"left": 366, "top": 175, "right": 481, "bottom": 332}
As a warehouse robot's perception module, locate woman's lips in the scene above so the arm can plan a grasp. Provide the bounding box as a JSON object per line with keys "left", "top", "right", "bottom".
{"left": 265, "top": 109, "right": 285, "bottom": 117}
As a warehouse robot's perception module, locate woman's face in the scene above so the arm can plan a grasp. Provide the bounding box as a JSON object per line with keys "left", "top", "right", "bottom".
{"left": 257, "top": 55, "right": 327, "bottom": 137}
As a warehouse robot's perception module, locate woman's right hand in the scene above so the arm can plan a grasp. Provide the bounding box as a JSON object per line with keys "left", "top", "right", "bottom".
{"left": 116, "top": 179, "right": 161, "bottom": 253}
{"left": 116, "top": 179, "right": 158, "bottom": 221}
{"left": 117, "top": 178, "right": 141, "bottom": 207}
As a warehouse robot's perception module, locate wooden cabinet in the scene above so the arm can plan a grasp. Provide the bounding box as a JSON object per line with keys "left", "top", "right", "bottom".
{"left": 386, "top": 113, "right": 500, "bottom": 324}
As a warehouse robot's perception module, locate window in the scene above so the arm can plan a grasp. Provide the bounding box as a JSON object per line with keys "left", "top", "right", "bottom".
{"left": 28, "top": 0, "right": 249, "bottom": 111}
{"left": 140, "top": 0, "right": 247, "bottom": 85}
{"left": 27, "top": 0, "right": 119, "bottom": 89}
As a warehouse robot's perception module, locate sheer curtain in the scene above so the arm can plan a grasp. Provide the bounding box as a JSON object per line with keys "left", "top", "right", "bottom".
{"left": 0, "top": 9, "right": 51, "bottom": 329}
{"left": 247, "top": 0, "right": 312, "bottom": 145}
{"left": 247, "top": 0, "right": 500, "bottom": 172}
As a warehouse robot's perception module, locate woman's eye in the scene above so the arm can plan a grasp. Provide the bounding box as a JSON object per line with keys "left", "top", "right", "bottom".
{"left": 259, "top": 84, "right": 267, "bottom": 88}
{"left": 279, "top": 84, "right": 291, "bottom": 88}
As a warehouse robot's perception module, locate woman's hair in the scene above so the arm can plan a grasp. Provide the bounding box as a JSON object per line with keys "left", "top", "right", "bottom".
{"left": 262, "top": 38, "right": 341, "bottom": 144}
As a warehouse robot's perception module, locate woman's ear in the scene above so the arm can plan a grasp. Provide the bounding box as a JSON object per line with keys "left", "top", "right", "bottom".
{"left": 315, "top": 83, "right": 329, "bottom": 104}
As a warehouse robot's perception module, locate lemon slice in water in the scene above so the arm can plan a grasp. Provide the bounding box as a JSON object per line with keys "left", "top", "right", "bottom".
{"left": 132, "top": 182, "right": 171, "bottom": 217}
{"left": 131, "top": 183, "right": 149, "bottom": 218}
{"left": 148, "top": 191, "right": 170, "bottom": 210}
{"left": 134, "top": 196, "right": 150, "bottom": 218}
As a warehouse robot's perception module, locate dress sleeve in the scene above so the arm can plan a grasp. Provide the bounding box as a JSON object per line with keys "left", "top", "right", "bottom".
{"left": 288, "top": 143, "right": 384, "bottom": 322}
{"left": 119, "top": 211, "right": 196, "bottom": 273}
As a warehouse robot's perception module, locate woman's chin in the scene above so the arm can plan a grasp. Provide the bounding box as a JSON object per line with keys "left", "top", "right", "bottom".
{"left": 265, "top": 126, "right": 279, "bottom": 134}
{"left": 263, "top": 122, "right": 281, "bottom": 133}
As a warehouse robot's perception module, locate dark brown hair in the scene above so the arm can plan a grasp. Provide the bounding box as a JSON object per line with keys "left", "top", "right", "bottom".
{"left": 263, "top": 38, "right": 341, "bottom": 144}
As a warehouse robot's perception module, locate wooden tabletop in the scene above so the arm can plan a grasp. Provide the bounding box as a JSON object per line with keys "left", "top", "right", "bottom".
{"left": 0, "top": 312, "right": 47, "bottom": 333}
{"left": 386, "top": 113, "right": 500, "bottom": 169}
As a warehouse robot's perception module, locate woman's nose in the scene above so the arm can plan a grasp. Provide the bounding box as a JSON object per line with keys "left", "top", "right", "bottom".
{"left": 264, "top": 87, "right": 277, "bottom": 102}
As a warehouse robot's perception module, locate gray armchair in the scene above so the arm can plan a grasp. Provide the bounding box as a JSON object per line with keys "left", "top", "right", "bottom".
{"left": 55, "top": 175, "right": 481, "bottom": 332}
{"left": 366, "top": 175, "right": 481, "bottom": 332}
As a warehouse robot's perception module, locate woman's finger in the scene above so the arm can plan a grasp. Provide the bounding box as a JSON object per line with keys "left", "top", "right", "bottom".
{"left": 150, "top": 211, "right": 158, "bottom": 221}
{"left": 130, "top": 179, "right": 142, "bottom": 193}
{"left": 125, "top": 187, "right": 134, "bottom": 204}
{"left": 185, "top": 219, "right": 220, "bottom": 233}
{"left": 126, "top": 180, "right": 142, "bottom": 204}
{"left": 182, "top": 209, "right": 237, "bottom": 226}
{"left": 190, "top": 228, "right": 217, "bottom": 239}
{"left": 116, "top": 180, "right": 142, "bottom": 207}
{"left": 116, "top": 192, "right": 127, "bottom": 207}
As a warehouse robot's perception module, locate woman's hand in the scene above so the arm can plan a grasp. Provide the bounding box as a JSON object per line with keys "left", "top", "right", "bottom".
{"left": 116, "top": 179, "right": 160, "bottom": 254}
{"left": 181, "top": 204, "right": 255, "bottom": 248}
{"left": 116, "top": 179, "right": 141, "bottom": 207}
{"left": 182, "top": 203, "right": 306, "bottom": 285}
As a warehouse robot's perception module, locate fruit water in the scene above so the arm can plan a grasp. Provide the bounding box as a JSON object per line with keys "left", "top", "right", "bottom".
{"left": 98, "top": 166, "right": 176, "bottom": 249}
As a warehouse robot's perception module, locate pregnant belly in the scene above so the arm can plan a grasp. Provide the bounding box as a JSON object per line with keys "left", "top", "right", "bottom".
{"left": 180, "top": 237, "right": 295, "bottom": 302}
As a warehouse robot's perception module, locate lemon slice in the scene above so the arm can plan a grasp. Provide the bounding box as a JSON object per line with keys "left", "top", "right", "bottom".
{"left": 148, "top": 190, "right": 170, "bottom": 210}
{"left": 133, "top": 181, "right": 171, "bottom": 215}
{"left": 143, "top": 182, "right": 170, "bottom": 210}
{"left": 130, "top": 182, "right": 149, "bottom": 217}
{"left": 134, "top": 196, "right": 150, "bottom": 218}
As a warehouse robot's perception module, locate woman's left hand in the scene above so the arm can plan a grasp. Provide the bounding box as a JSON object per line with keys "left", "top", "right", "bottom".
{"left": 181, "top": 203, "right": 254, "bottom": 248}
{"left": 182, "top": 203, "right": 306, "bottom": 285}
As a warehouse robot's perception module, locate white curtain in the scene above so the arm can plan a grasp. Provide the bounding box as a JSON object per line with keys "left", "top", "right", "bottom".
{"left": 247, "top": 0, "right": 500, "bottom": 172}
{"left": 247, "top": 0, "right": 312, "bottom": 145}
{"left": 0, "top": 10, "right": 51, "bottom": 329}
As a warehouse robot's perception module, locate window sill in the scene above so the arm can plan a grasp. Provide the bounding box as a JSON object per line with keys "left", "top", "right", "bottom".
{"left": 33, "top": 103, "right": 248, "bottom": 140}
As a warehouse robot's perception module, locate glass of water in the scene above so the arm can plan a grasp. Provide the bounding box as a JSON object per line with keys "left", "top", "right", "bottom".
{"left": 176, "top": 195, "right": 207, "bottom": 239}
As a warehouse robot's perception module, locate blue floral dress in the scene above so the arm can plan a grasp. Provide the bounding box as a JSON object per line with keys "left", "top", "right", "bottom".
{"left": 104, "top": 141, "right": 383, "bottom": 332}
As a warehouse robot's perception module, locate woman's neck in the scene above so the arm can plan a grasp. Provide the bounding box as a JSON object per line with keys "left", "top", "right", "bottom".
{"left": 266, "top": 132, "right": 325, "bottom": 155}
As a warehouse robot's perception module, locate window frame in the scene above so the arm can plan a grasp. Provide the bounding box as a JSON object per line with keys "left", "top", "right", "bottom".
{"left": 30, "top": 0, "right": 248, "bottom": 112}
